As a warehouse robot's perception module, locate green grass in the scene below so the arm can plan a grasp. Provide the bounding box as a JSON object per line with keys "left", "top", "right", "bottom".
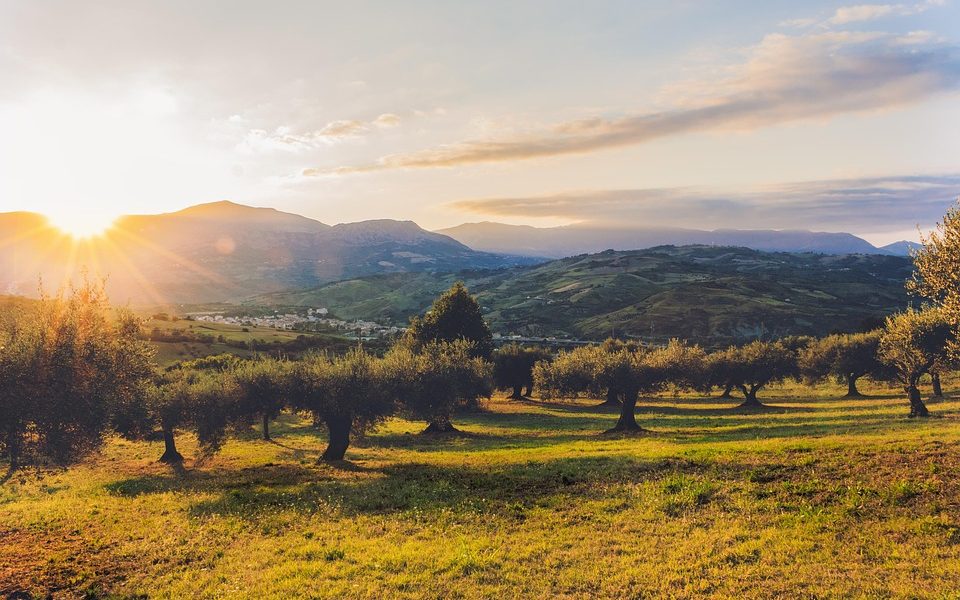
{"left": 3, "top": 379, "right": 960, "bottom": 598}
{"left": 142, "top": 318, "right": 356, "bottom": 366}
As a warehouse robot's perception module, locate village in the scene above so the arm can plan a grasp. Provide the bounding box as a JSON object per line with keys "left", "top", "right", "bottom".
{"left": 188, "top": 307, "right": 406, "bottom": 339}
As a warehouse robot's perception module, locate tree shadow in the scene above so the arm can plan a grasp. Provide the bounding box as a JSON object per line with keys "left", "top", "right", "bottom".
{"left": 182, "top": 454, "right": 777, "bottom": 521}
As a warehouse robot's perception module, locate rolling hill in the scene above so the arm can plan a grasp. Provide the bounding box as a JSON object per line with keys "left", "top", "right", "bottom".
{"left": 436, "top": 222, "right": 916, "bottom": 258}
{"left": 251, "top": 245, "right": 915, "bottom": 345}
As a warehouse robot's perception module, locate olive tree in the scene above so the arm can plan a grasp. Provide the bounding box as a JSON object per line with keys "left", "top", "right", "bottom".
{"left": 386, "top": 340, "right": 493, "bottom": 434}
{"left": 800, "top": 331, "right": 883, "bottom": 397}
{"left": 537, "top": 339, "right": 703, "bottom": 433}
{"left": 232, "top": 357, "right": 291, "bottom": 441}
{"left": 879, "top": 307, "right": 954, "bottom": 417}
{"left": 289, "top": 349, "right": 393, "bottom": 461}
{"left": 147, "top": 370, "right": 241, "bottom": 464}
{"left": 708, "top": 341, "right": 797, "bottom": 408}
{"left": 493, "top": 343, "right": 552, "bottom": 399}
{"left": 909, "top": 200, "right": 960, "bottom": 348}
{"left": 0, "top": 282, "right": 155, "bottom": 470}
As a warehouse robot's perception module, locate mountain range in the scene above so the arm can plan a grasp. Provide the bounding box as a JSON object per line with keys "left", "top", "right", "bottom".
{"left": 435, "top": 222, "right": 918, "bottom": 258}
{"left": 0, "top": 201, "right": 919, "bottom": 308}
{"left": 0, "top": 201, "right": 533, "bottom": 303}
{"left": 251, "top": 245, "right": 915, "bottom": 344}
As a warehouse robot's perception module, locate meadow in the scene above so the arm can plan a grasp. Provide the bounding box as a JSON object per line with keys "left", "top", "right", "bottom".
{"left": 3, "top": 379, "right": 959, "bottom": 599}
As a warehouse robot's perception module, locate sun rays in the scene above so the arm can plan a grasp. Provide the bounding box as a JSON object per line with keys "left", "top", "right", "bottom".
{"left": 0, "top": 218, "right": 239, "bottom": 304}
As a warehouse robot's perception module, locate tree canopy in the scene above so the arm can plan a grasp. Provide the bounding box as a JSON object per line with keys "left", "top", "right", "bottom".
{"left": 879, "top": 307, "right": 954, "bottom": 417}
{"left": 403, "top": 282, "right": 493, "bottom": 358}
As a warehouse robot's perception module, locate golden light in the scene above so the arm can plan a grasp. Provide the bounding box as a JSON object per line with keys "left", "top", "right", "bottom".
{"left": 45, "top": 210, "right": 119, "bottom": 239}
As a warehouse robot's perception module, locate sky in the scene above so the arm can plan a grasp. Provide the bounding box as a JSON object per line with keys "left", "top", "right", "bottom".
{"left": 1, "top": 0, "right": 959, "bottom": 244}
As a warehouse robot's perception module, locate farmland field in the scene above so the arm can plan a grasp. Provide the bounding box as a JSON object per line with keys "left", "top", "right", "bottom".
{"left": 3, "top": 379, "right": 959, "bottom": 599}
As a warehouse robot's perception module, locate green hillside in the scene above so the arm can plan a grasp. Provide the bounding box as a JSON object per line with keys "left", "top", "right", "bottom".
{"left": 250, "top": 246, "right": 914, "bottom": 344}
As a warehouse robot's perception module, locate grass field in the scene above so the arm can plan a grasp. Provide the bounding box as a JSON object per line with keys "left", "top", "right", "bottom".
{"left": 140, "top": 317, "right": 356, "bottom": 366}
{"left": 3, "top": 380, "right": 960, "bottom": 599}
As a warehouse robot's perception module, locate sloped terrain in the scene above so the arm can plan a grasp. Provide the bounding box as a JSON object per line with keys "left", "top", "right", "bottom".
{"left": 253, "top": 246, "right": 913, "bottom": 344}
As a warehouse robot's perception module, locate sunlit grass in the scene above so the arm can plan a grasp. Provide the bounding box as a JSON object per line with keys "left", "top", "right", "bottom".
{"left": 2, "top": 379, "right": 960, "bottom": 598}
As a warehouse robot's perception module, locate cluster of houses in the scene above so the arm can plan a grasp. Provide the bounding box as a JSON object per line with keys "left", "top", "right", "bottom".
{"left": 188, "top": 307, "right": 404, "bottom": 339}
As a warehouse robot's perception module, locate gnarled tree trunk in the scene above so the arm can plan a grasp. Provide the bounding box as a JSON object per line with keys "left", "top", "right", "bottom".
{"left": 321, "top": 414, "right": 352, "bottom": 461}
{"left": 262, "top": 413, "right": 272, "bottom": 441}
{"left": 738, "top": 385, "right": 765, "bottom": 409}
{"left": 908, "top": 384, "right": 930, "bottom": 418}
{"left": 524, "top": 384, "right": 533, "bottom": 398}
{"left": 845, "top": 374, "right": 863, "bottom": 398}
{"left": 605, "top": 392, "right": 643, "bottom": 433}
{"left": 422, "top": 414, "right": 460, "bottom": 434}
{"left": 159, "top": 425, "right": 184, "bottom": 464}
{"left": 598, "top": 388, "right": 621, "bottom": 407}
{"left": 932, "top": 373, "right": 944, "bottom": 398}
{"left": 510, "top": 385, "right": 523, "bottom": 400}
{"left": 5, "top": 429, "right": 21, "bottom": 472}
{"left": 719, "top": 383, "right": 735, "bottom": 399}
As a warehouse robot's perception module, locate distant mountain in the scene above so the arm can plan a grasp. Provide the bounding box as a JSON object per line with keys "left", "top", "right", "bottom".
{"left": 435, "top": 222, "right": 886, "bottom": 257}
{"left": 252, "top": 245, "right": 915, "bottom": 345}
{"left": 0, "top": 201, "right": 536, "bottom": 303}
{"left": 880, "top": 240, "right": 923, "bottom": 256}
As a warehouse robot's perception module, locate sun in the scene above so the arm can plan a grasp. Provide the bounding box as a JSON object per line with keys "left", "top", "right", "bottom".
{"left": 45, "top": 210, "right": 119, "bottom": 239}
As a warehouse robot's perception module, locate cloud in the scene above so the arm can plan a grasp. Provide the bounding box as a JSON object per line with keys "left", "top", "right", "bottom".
{"left": 240, "top": 114, "right": 403, "bottom": 154}
{"left": 373, "top": 113, "right": 401, "bottom": 128}
{"left": 318, "top": 119, "right": 367, "bottom": 137}
{"left": 827, "top": 0, "right": 944, "bottom": 25}
{"left": 449, "top": 175, "right": 960, "bottom": 233}
{"left": 312, "top": 30, "right": 960, "bottom": 175}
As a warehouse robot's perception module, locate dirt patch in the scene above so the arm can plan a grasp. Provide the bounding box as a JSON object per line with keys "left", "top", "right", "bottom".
{"left": 0, "top": 527, "right": 134, "bottom": 599}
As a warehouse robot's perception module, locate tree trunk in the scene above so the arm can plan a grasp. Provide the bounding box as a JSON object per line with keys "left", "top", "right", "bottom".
{"left": 605, "top": 393, "right": 643, "bottom": 433}
{"left": 738, "top": 385, "right": 765, "bottom": 409}
{"left": 932, "top": 373, "right": 944, "bottom": 398}
{"left": 719, "top": 383, "right": 735, "bottom": 399}
{"left": 262, "top": 413, "right": 271, "bottom": 441}
{"left": 321, "top": 414, "right": 352, "bottom": 461}
{"left": 524, "top": 384, "right": 533, "bottom": 398}
{"left": 845, "top": 374, "right": 863, "bottom": 398}
{"left": 598, "top": 388, "right": 621, "bottom": 407}
{"left": 159, "top": 426, "right": 184, "bottom": 464}
{"left": 422, "top": 414, "right": 460, "bottom": 434}
{"left": 5, "top": 429, "right": 20, "bottom": 472}
{"left": 510, "top": 385, "right": 523, "bottom": 399}
{"left": 908, "top": 384, "right": 930, "bottom": 418}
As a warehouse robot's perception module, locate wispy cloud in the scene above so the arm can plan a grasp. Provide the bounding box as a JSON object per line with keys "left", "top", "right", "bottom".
{"left": 449, "top": 175, "right": 960, "bottom": 233}
{"left": 310, "top": 30, "right": 960, "bottom": 175}
{"left": 241, "top": 113, "right": 402, "bottom": 154}
{"left": 828, "top": 0, "right": 944, "bottom": 25}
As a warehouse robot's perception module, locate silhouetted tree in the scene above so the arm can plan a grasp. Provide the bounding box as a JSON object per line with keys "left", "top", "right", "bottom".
{"left": 494, "top": 344, "right": 552, "bottom": 399}
{"left": 800, "top": 331, "right": 883, "bottom": 397}
{"left": 879, "top": 308, "right": 954, "bottom": 417}
{"left": 403, "top": 282, "right": 493, "bottom": 358}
